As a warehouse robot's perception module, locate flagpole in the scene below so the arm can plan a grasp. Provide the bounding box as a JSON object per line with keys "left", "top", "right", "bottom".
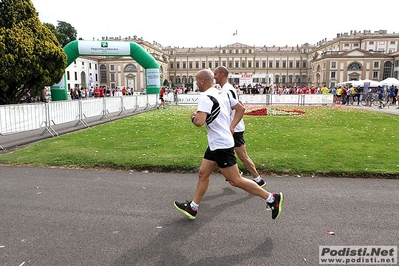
{"left": 233, "top": 30, "right": 237, "bottom": 43}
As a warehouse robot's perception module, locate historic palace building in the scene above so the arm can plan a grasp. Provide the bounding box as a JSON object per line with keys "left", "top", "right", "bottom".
{"left": 67, "top": 30, "right": 399, "bottom": 91}
{"left": 309, "top": 30, "right": 399, "bottom": 88}
{"left": 163, "top": 42, "right": 313, "bottom": 89}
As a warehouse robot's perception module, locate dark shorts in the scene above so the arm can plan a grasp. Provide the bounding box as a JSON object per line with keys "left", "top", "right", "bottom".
{"left": 379, "top": 94, "right": 383, "bottom": 100}
{"left": 233, "top": 131, "right": 245, "bottom": 147}
{"left": 203, "top": 147, "right": 236, "bottom": 168}
{"left": 388, "top": 94, "right": 395, "bottom": 98}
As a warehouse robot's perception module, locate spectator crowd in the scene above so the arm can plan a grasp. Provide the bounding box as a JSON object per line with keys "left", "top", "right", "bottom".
{"left": 59, "top": 83, "right": 399, "bottom": 109}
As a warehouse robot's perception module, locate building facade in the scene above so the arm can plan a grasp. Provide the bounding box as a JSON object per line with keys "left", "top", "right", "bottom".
{"left": 163, "top": 42, "right": 313, "bottom": 89}
{"left": 393, "top": 51, "right": 399, "bottom": 78}
{"left": 69, "top": 30, "right": 399, "bottom": 91}
{"left": 65, "top": 56, "right": 100, "bottom": 91}
{"left": 309, "top": 30, "right": 399, "bottom": 88}
{"left": 97, "top": 36, "right": 169, "bottom": 92}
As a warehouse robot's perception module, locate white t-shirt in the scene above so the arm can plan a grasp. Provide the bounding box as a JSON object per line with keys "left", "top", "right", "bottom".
{"left": 220, "top": 83, "right": 245, "bottom": 132}
{"left": 197, "top": 87, "right": 238, "bottom": 151}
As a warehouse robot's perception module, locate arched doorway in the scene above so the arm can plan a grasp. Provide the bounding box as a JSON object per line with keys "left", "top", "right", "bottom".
{"left": 124, "top": 64, "right": 137, "bottom": 92}
{"left": 80, "top": 71, "right": 86, "bottom": 88}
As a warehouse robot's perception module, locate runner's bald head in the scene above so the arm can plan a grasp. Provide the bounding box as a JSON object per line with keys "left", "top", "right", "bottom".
{"left": 196, "top": 69, "right": 214, "bottom": 81}
{"left": 195, "top": 69, "right": 214, "bottom": 91}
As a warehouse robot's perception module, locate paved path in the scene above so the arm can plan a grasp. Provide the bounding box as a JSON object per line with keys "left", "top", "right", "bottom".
{"left": 0, "top": 165, "right": 398, "bottom": 265}
{"left": 345, "top": 102, "right": 399, "bottom": 115}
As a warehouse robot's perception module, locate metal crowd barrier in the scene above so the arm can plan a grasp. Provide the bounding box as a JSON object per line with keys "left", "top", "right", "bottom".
{"left": 0, "top": 93, "right": 333, "bottom": 150}
{"left": 0, "top": 94, "right": 159, "bottom": 149}
{"left": 175, "top": 93, "right": 334, "bottom": 106}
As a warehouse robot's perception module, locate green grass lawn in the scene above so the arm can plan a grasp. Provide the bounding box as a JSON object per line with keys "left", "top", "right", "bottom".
{"left": 1, "top": 105, "right": 398, "bottom": 178}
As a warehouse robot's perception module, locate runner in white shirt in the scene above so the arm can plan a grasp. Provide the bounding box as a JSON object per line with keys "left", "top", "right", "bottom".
{"left": 174, "top": 69, "right": 283, "bottom": 220}
{"left": 197, "top": 84, "right": 235, "bottom": 151}
{"left": 214, "top": 66, "right": 266, "bottom": 188}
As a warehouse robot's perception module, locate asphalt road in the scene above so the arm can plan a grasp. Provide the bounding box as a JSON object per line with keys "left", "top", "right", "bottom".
{"left": 0, "top": 165, "right": 398, "bottom": 266}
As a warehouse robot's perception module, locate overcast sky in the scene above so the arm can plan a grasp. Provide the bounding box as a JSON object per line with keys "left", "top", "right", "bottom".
{"left": 32, "top": 0, "right": 398, "bottom": 48}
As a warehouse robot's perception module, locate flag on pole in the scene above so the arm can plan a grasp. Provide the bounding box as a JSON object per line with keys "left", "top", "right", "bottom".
{"left": 233, "top": 30, "right": 237, "bottom": 36}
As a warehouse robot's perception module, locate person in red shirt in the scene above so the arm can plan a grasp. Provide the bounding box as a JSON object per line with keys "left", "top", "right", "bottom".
{"left": 341, "top": 87, "right": 347, "bottom": 104}
{"left": 157, "top": 87, "right": 166, "bottom": 109}
{"left": 310, "top": 87, "right": 316, "bottom": 94}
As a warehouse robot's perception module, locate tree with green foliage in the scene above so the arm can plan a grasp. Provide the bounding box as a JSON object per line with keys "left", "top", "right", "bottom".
{"left": 163, "top": 79, "right": 170, "bottom": 87}
{"left": 55, "top": 21, "right": 77, "bottom": 47}
{"left": 43, "top": 22, "right": 57, "bottom": 36}
{"left": 44, "top": 21, "right": 77, "bottom": 47}
{"left": 0, "top": 0, "right": 66, "bottom": 105}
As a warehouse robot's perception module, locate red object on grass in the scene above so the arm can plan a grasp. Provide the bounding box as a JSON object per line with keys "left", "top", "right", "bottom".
{"left": 245, "top": 108, "right": 267, "bottom": 116}
{"left": 244, "top": 108, "right": 305, "bottom": 116}
{"left": 282, "top": 109, "right": 306, "bottom": 114}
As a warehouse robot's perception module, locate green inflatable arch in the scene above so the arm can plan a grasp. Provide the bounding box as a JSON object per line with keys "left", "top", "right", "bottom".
{"left": 50, "top": 40, "right": 160, "bottom": 101}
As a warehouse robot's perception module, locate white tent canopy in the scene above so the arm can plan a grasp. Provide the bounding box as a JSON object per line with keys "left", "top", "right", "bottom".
{"left": 336, "top": 80, "right": 354, "bottom": 86}
{"left": 350, "top": 79, "right": 382, "bottom": 87}
{"left": 380, "top": 77, "right": 399, "bottom": 86}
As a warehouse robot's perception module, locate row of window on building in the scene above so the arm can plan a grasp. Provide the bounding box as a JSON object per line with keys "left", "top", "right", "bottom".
{"left": 169, "top": 60, "right": 308, "bottom": 69}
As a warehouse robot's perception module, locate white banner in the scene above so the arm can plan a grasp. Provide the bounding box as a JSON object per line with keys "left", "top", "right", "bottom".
{"left": 146, "top": 69, "right": 161, "bottom": 87}
{"left": 78, "top": 41, "right": 130, "bottom": 56}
